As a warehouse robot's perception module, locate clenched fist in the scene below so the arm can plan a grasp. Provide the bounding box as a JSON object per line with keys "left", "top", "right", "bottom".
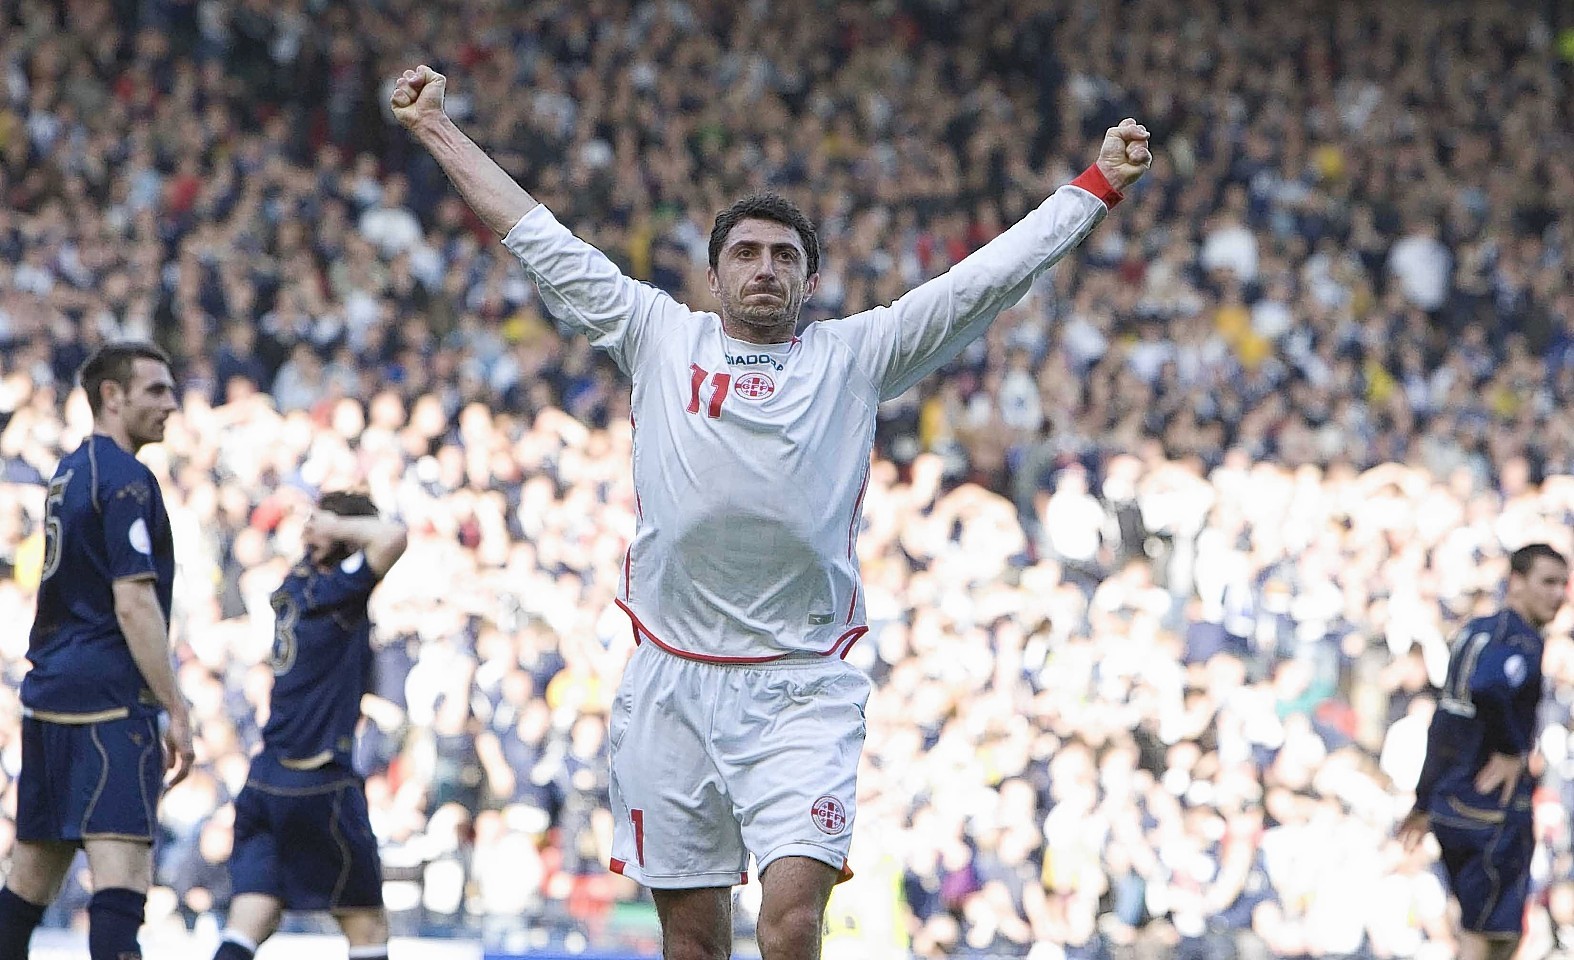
{"left": 1096, "top": 118, "right": 1153, "bottom": 191}
{"left": 391, "top": 64, "right": 446, "bottom": 130}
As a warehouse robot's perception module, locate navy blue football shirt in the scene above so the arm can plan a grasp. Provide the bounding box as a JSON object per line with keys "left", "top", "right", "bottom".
{"left": 263, "top": 551, "right": 379, "bottom": 766}
{"left": 1415, "top": 609, "right": 1544, "bottom": 815}
{"left": 24, "top": 434, "right": 173, "bottom": 717}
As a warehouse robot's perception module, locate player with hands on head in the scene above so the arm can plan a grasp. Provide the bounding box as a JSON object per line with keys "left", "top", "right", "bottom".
{"left": 0, "top": 341, "right": 194, "bottom": 960}
{"left": 393, "top": 62, "right": 1150, "bottom": 960}
{"left": 1398, "top": 543, "right": 1571, "bottom": 960}
{"left": 212, "top": 491, "right": 408, "bottom": 960}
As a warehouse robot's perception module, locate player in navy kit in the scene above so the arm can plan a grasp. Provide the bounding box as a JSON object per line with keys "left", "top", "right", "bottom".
{"left": 212, "top": 491, "right": 407, "bottom": 960}
{"left": 0, "top": 341, "right": 196, "bottom": 960}
{"left": 1399, "top": 543, "right": 1570, "bottom": 960}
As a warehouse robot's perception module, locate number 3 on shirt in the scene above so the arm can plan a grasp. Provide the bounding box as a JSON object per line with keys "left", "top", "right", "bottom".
{"left": 687, "top": 364, "right": 731, "bottom": 419}
{"left": 40, "top": 470, "right": 73, "bottom": 581}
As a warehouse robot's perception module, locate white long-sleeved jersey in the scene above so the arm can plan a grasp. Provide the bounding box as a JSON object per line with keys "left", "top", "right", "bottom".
{"left": 502, "top": 167, "right": 1120, "bottom": 662}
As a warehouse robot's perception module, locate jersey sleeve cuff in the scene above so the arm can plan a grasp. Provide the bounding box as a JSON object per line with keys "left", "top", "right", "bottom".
{"left": 1070, "top": 165, "right": 1123, "bottom": 208}
{"left": 501, "top": 203, "right": 559, "bottom": 254}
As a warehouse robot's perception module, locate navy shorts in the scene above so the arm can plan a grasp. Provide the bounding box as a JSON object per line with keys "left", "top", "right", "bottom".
{"left": 230, "top": 754, "right": 383, "bottom": 910}
{"left": 1433, "top": 808, "right": 1534, "bottom": 935}
{"left": 16, "top": 712, "right": 163, "bottom": 843}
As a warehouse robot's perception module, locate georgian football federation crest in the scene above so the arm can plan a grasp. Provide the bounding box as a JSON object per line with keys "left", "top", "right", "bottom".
{"left": 733, "top": 372, "right": 776, "bottom": 401}
{"left": 811, "top": 795, "right": 846, "bottom": 834}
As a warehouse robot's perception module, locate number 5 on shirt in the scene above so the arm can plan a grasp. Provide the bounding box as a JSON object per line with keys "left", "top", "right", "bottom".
{"left": 40, "top": 470, "right": 73, "bottom": 581}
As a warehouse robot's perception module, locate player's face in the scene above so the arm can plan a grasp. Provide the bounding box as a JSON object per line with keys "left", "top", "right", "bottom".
{"left": 1515, "top": 558, "right": 1570, "bottom": 627}
{"left": 707, "top": 219, "right": 818, "bottom": 340}
{"left": 119, "top": 359, "right": 178, "bottom": 449}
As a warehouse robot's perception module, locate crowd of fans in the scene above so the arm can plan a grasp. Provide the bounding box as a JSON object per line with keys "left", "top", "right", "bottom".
{"left": 3, "top": 0, "right": 1574, "bottom": 957}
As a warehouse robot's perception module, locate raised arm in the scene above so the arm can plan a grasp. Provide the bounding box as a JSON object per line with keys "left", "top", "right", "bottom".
{"left": 828, "top": 120, "right": 1152, "bottom": 400}
{"left": 392, "top": 64, "right": 684, "bottom": 374}
{"left": 392, "top": 65, "right": 539, "bottom": 236}
{"left": 316, "top": 514, "right": 409, "bottom": 579}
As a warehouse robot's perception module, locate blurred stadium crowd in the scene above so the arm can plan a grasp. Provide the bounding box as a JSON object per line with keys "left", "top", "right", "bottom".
{"left": 3, "top": 0, "right": 1574, "bottom": 957}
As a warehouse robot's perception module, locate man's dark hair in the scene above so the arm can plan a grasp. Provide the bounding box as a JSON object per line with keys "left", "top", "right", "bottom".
{"left": 1510, "top": 543, "right": 1568, "bottom": 577}
{"left": 79, "top": 341, "right": 172, "bottom": 417}
{"left": 708, "top": 193, "right": 820, "bottom": 277}
{"left": 315, "top": 490, "right": 379, "bottom": 567}
{"left": 318, "top": 490, "right": 379, "bottom": 519}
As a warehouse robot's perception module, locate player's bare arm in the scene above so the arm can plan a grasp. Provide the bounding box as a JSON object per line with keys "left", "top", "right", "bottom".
{"left": 112, "top": 577, "right": 195, "bottom": 785}
{"left": 392, "top": 64, "right": 540, "bottom": 236}
{"left": 315, "top": 514, "right": 409, "bottom": 578}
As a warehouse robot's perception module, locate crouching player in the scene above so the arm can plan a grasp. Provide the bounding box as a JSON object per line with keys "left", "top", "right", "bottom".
{"left": 213, "top": 492, "right": 408, "bottom": 960}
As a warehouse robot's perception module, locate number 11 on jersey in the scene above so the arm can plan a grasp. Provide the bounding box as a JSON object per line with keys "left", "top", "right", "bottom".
{"left": 687, "top": 364, "right": 731, "bottom": 419}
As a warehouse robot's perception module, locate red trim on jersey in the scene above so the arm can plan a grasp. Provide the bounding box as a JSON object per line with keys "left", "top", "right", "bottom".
{"left": 813, "top": 626, "right": 867, "bottom": 657}
{"left": 615, "top": 600, "right": 787, "bottom": 663}
{"left": 845, "top": 586, "right": 859, "bottom": 624}
{"left": 846, "top": 468, "right": 870, "bottom": 559}
{"left": 623, "top": 548, "right": 632, "bottom": 599}
{"left": 1070, "top": 164, "right": 1123, "bottom": 208}
{"left": 614, "top": 600, "right": 868, "bottom": 664}
{"left": 634, "top": 490, "right": 644, "bottom": 521}
{"left": 838, "top": 627, "right": 869, "bottom": 660}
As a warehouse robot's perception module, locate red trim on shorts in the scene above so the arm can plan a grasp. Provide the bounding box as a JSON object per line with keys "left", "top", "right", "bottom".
{"left": 614, "top": 600, "right": 868, "bottom": 664}
{"left": 1070, "top": 164, "right": 1123, "bottom": 208}
{"left": 631, "top": 808, "right": 646, "bottom": 866}
{"left": 846, "top": 469, "right": 869, "bottom": 559}
{"left": 609, "top": 858, "right": 749, "bottom": 886}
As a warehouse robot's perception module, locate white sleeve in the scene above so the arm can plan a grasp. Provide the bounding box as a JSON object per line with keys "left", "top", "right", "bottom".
{"left": 501, "top": 205, "right": 688, "bottom": 376}
{"left": 822, "top": 167, "right": 1120, "bottom": 401}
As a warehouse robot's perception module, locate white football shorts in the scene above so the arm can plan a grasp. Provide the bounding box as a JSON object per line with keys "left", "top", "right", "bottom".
{"left": 607, "top": 640, "right": 872, "bottom": 888}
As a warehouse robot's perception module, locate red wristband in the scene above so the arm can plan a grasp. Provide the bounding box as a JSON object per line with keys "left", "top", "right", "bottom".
{"left": 1070, "top": 164, "right": 1123, "bottom": 208}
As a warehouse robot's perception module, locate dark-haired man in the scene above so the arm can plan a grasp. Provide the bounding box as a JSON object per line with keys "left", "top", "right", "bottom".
{"left": 212, "top": 491, "right": 407, "bottom": 960}
{"left": 391, "top": 63, "right": 1151, "bottom": 960}
{"left": 1400, "top": 543, "right": 1571, "bottom": 960}
{"left": 0, "top": 341, "right": 194, "bottom": 960}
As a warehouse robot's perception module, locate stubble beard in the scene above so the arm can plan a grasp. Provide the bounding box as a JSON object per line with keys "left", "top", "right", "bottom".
{"left": 723, "top": 289, "right": 799, "bottom": 341}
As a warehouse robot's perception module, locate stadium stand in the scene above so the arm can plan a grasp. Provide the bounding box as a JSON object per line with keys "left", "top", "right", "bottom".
{"left": 2, "top": 0, "right": 1574, "bottom": 957}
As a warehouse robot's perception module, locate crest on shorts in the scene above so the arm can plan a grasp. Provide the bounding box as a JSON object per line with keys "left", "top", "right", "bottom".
{"left": 733, "top": 372, "right": 776, "bottom": 401}
{"left": 811, "top": 795, "right": 846, "bottom": 835}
